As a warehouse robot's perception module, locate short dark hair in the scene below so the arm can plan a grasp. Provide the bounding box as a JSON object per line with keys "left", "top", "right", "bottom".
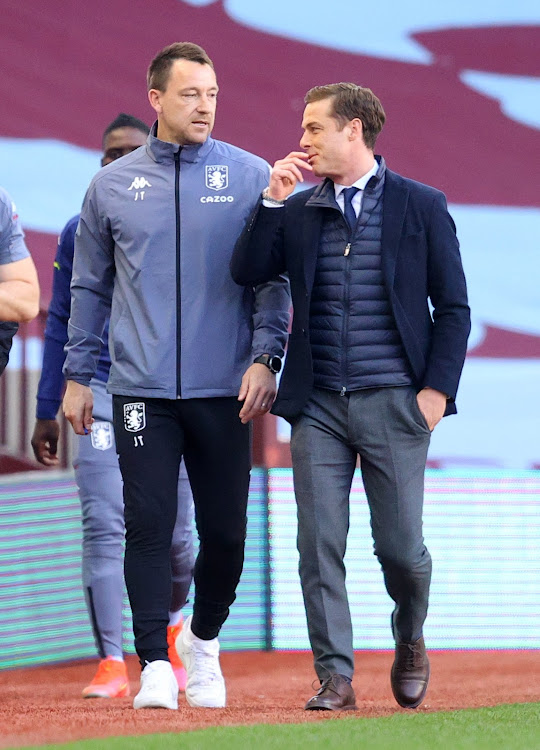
{"left": 102, "top": 113, "right": 149, "bottom": 148}
{"left": 147, "top": 42, "right": 214, "bottom": 92}
{"left": 304, "top": 83, "right": 386, "bottom": 150}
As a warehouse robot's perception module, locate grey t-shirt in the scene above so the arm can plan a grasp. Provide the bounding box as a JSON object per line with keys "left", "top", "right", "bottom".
{"left": 0, "top": 187, "right": 30, "bottom": 264}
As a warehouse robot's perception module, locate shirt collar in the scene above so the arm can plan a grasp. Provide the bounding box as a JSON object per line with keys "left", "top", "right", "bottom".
{"left": 333, "top": 159, "right": 379, "bottom": 200}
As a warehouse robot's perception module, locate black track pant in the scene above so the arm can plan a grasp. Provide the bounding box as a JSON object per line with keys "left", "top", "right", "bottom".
{"left": 112, "top": 395, "right": 251, "bottom": 665}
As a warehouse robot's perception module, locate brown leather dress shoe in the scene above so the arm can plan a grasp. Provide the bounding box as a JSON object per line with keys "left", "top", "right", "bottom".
{"left": 304, "top": 674, "right": 357, "bottom": 711}
{"left": 391, "top": 636, "right": 430, "bottom": 709}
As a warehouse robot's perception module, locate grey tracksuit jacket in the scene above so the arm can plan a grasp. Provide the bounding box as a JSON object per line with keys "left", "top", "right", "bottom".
{"left": 64, "top": 127, "right": 290, "bottom": 398}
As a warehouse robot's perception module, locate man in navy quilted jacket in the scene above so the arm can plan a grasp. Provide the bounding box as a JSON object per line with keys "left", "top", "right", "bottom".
{"left": 232, "top": 82, "right": 470, "bottom": 712}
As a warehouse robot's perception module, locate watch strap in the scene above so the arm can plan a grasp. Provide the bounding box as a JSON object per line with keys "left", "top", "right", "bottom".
{"left": 261, "top": 187, "right": 286, "bottom": 205}
{"left": 253, "top": 354, "right": 281, "bottom": 373}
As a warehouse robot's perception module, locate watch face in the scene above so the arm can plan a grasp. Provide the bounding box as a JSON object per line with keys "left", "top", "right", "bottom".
{"left": 270, "top": 356, "right": 282, "bottom": 373}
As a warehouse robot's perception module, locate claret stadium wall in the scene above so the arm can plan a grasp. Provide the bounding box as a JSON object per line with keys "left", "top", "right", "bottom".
{"left": 0, "top": 0, "right": 539, "bottom": 672}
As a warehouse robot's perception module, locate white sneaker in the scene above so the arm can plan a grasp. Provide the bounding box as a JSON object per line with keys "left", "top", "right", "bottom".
{"left": 176, "top": 614, "right": 226, "bottom": 707}
{"left": 133, "top": 660, "right": 178, "bottom": 710}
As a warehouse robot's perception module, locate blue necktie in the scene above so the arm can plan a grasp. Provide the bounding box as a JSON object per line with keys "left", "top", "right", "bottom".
{"left": 342, "top": 186, "right": 359, "bottom": 232}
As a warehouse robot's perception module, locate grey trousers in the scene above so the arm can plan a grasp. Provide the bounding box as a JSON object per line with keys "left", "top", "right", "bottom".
{"left": 74, "top": 379, "right": 194, "bottom": 659}
{"left": 290, "top": 386, "right": 432, "bottom": 680}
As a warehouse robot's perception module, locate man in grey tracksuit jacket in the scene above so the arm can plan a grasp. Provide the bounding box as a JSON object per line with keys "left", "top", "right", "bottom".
{"left": 63, "top": 43, "right": 289, "bottom": 710}
{"left": 64, "top": 133, "right": 286, "bottom": 399}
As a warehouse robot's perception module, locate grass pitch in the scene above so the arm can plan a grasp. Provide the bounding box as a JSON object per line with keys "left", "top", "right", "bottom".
{"left": 24, "top": 702, "right": 540, "bottom": 749}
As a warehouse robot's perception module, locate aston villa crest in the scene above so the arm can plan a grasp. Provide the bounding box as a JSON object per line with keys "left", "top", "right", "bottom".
{"left": 205, "top": 165, "right": 228, "bottom": 191}
{"left": 91, "top": 421, "right": 113, "bottom": 451}
{"left": 123, "top": 402, "right": 146, "bottom": 433}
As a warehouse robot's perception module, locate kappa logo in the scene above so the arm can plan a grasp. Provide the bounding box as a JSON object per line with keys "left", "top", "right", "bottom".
{"left": 91, "top": 421, "right": 113, "bottom": 451}
{"left": 128, "top": 176, "right": 152, "bottom": 201}
{"left": 205, "top": 165, "right": 228, "bottom": 191}
{"left": 123, "top": 402, "right": 146, "bottom": 433}
{"left": 128, "top": 176, "right": 152, "bottom": 190}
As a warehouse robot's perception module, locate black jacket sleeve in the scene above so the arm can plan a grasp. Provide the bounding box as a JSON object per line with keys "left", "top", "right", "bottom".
{"left": 231, "top": 201, "right": 287, "bottom": 286}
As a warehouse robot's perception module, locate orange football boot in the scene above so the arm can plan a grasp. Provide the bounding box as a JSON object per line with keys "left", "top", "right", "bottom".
{"left": 167, "top": 619, "right": 188, "bottom": 691}
{"left": 82, "top": 656, "right": 130, "bottom": 698}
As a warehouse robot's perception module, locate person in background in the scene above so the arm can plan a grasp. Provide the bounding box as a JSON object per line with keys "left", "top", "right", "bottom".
{"left": 31, "top": 114, "right": 194, "bottom": 699}
{"left": 232, "top": 82, "right": 470, "bottom": 711}
{"left": 0, "top": 186, "right": 40, "bottom": 374}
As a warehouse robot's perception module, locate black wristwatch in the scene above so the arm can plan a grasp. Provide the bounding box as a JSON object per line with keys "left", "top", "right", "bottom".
{"left": 254, "top": 354, "right": 282, "bottom": 374}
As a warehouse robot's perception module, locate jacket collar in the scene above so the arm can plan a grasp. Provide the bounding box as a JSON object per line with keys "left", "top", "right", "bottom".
{"left": 305, "top": 155, "right": 387, "bottom": 209}
{"left": 146, "top": 121, "right": 215, "bottom": 164}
